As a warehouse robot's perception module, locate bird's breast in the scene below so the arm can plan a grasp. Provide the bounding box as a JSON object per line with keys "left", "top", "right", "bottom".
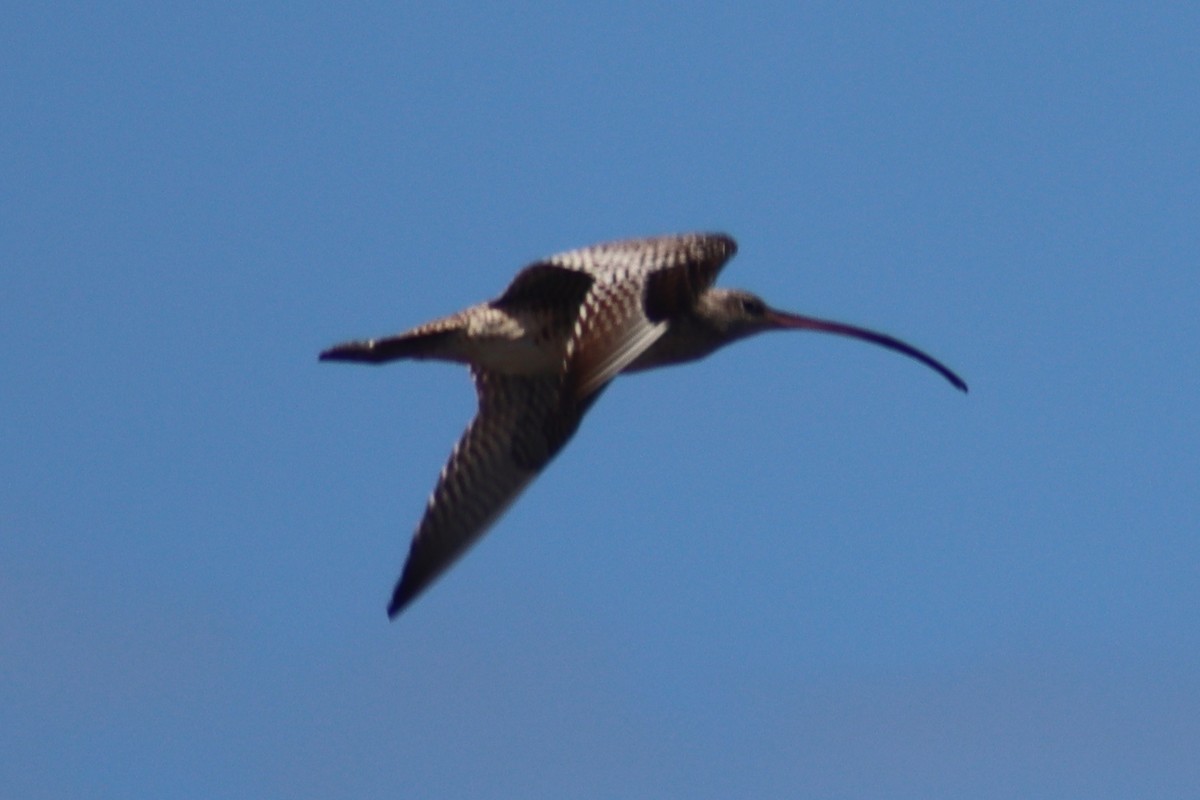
{"left": 624, "top": 318, "right": 722, "bottom": 372}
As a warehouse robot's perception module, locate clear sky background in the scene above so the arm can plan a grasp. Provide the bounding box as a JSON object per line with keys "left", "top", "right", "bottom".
{"left": 3, "top": 4, "right": 1197, "bottom": 798}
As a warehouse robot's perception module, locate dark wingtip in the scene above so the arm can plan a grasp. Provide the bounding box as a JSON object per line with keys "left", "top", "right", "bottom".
{"left": 387, "top": 579, "right": 414, "bottom": 620}
{"left": 319, "top": 344, "right": 352, "bottom": 362}
{"left": 319, "top": 341, "right": 381, "bottom": 364}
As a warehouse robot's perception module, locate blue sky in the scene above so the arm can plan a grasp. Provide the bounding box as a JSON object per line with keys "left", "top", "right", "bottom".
{"left": 3, "top": 3, "right": 1197, "bottom": 797}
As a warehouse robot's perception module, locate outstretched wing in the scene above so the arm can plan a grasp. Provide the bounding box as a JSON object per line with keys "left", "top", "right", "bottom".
{"left": 543, "top": 232, "right": 736, "bottom": 284}
{"left": 387, "top": 233, "right": 737, "bottom": 616}
{"left": 388, "top": 368, "right": 592, "bottom": 617}
{"left": 486, "top": 232, "right": 738, "bottom": 402}
{"left": 553, "top": 233, "right": 738, "bottom": 399}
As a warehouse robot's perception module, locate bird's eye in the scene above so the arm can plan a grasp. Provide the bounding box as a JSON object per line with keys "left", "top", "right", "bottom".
{"left": 740, "top": 297, "right": 766, "bottom": 316}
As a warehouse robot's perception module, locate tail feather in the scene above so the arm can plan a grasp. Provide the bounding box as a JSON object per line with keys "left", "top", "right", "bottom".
{"left": 319, "top": 329, "right": 458, "bottom": 364}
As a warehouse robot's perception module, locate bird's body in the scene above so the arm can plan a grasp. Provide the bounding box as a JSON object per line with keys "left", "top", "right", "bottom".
{"left": 321, "top": 233, "right": 967, "bottom": 617}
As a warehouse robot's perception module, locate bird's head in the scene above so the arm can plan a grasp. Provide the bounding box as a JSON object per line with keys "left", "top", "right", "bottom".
{"left": 699, "top": 288, "right": 968, "bottom": 392}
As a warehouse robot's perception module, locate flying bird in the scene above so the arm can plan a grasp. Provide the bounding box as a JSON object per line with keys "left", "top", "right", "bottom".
{"left": 321, "top": 233, "right": 967, "bottom": 617}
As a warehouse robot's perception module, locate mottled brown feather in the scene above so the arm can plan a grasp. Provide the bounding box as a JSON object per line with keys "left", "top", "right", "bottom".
{"left": 334, "top": 233, "right": 744, "bottom": 617}
{"left": 557, "top": 234, "right": 738, "bottom": 400}
{"left": 387, "top": 368, "right": 588, "bottom": 617}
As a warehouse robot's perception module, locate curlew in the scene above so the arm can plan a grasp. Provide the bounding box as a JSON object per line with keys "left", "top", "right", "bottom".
{"left": 321, "top": 233, "right": 967, "bottom": 617}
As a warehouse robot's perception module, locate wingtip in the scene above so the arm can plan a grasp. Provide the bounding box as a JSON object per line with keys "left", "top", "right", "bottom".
{"left": 320, "top": 341, "right": 373, "bottom": 363}
{"left": 387, "top": 581, "right": 414, "bottom": 620}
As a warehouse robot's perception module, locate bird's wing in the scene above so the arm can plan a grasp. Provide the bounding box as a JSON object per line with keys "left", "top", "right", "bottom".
{"left": 494, "top": 263, "right": 595, "bottom": 313}
{"left": 553, "top": 233, "right": 738, "bottom": 399}
{"left": 388, "top": 233, "right": 736, "bottom": 615}
{"left": 543, "top": 232, "right": 737, "bottom": 285}
{"left": 387, "top": 368, "right": 590, "bottom": 617}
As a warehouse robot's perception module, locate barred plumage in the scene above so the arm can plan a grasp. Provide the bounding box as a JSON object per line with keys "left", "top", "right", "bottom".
{"left": 321, "top": 233, "right": 966, "bottom": 618}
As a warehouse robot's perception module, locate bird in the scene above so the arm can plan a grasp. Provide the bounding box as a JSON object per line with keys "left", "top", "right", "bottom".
{"left": 320, "top": 233, "right": 967, "bottom": 618}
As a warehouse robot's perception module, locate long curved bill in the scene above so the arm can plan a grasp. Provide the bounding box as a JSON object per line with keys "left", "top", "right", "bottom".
{"left": 765, "top": 308, "right": 968, "bottom": 392}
